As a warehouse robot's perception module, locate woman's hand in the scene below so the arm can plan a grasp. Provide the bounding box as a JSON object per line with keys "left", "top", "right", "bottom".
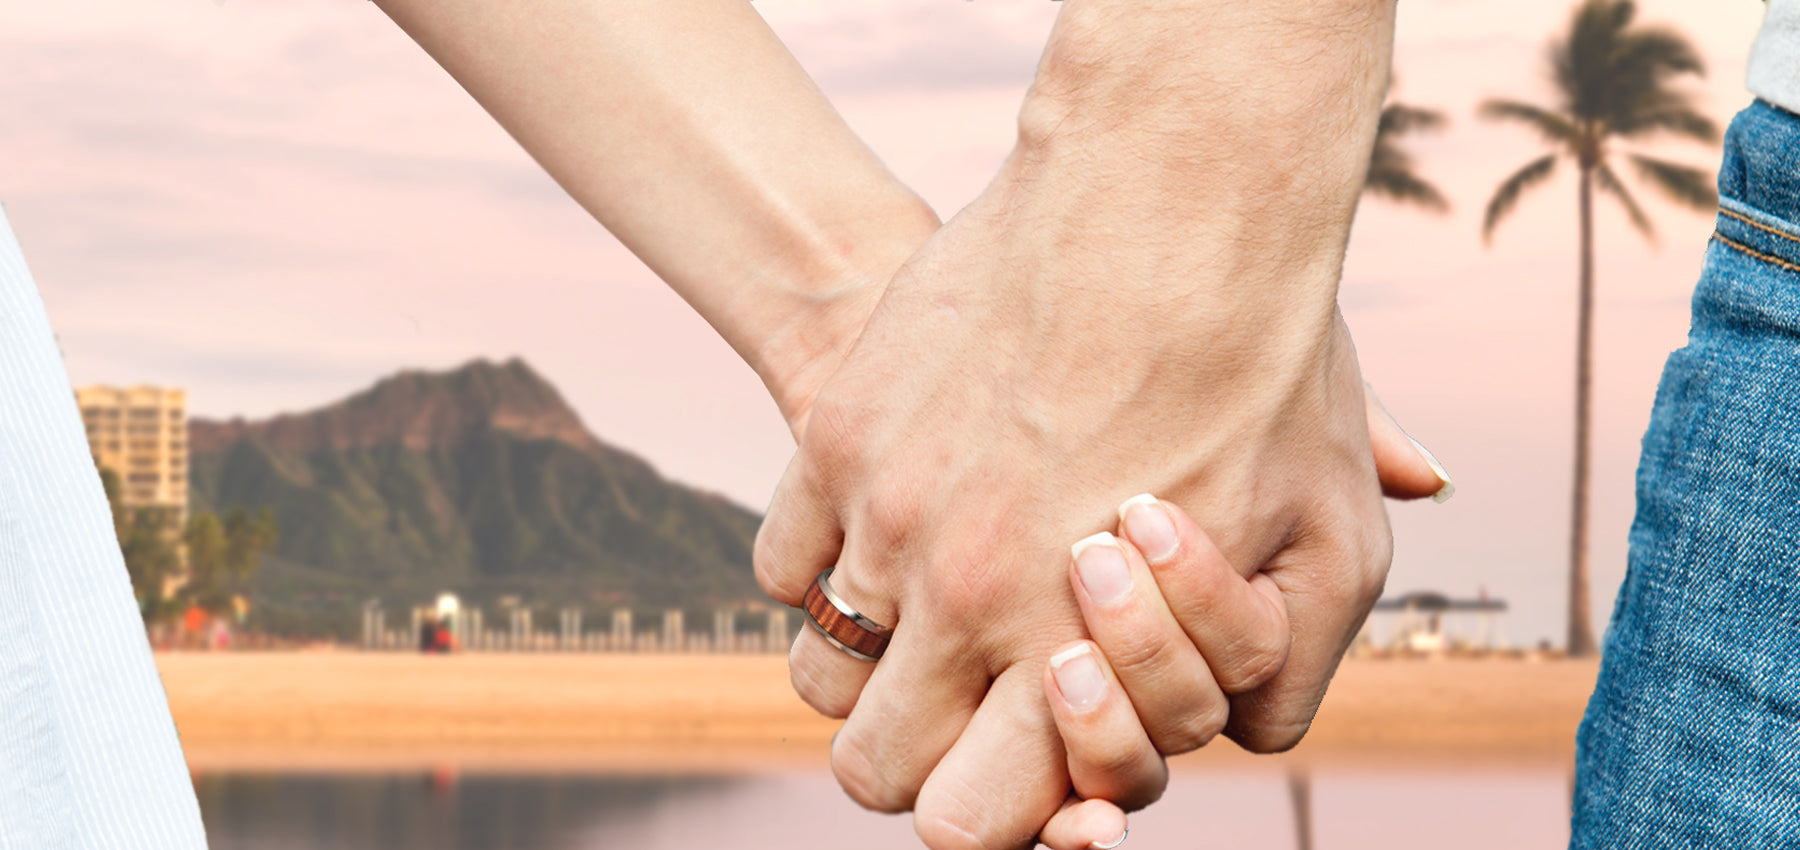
{"left": 1035, "top": 476, "right": 1447, "bottom": 847}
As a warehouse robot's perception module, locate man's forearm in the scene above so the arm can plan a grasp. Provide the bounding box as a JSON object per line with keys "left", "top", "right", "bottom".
{"left": 1011, "top": 0, "right": 1396, "bottom": 327}
{"left": 373, "top": 0, "right": 938, "bottom": 431}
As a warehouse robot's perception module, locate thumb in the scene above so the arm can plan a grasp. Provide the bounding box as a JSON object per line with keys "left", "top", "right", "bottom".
{"left": 1364, "top": 383, "right": 1454, "bottom": 503}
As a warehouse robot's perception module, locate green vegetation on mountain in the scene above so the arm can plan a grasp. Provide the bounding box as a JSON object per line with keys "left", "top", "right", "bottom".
{"left": 187, "top": 358, "right": 764, "bottom": 638}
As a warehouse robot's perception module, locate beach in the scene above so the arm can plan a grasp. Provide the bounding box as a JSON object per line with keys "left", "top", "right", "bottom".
{"left": 161, "top": 652, "right": 1598, "bottom": 773}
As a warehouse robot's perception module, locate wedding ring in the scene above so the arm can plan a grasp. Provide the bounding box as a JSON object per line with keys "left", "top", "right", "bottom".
{"left": 802, "top": 567, "right": 893, "bottom": 662}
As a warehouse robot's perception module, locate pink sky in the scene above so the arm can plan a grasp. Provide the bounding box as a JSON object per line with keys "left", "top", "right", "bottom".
{"left": 0, "top": 0, "right": 1772, "bottom": 644}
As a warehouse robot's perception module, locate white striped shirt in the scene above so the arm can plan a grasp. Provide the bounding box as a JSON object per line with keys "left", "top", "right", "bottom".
{"left": 0, "top": 203, "right": 207, "bottom": 849}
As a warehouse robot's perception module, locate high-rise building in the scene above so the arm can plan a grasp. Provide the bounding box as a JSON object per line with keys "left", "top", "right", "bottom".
{"left": 75, "top": 385, "right": 188, "bottom": 525}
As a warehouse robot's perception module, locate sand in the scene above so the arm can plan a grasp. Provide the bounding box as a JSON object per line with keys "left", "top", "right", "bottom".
{"left": 158, "top": 652, "right": 1599, "bottom": 773}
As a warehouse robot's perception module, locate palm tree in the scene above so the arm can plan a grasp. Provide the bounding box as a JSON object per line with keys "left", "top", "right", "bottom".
{"left": 1366, "top": 99, "right": 1450, "bottom": 212}
{"left": 1481, "top": 0, "right": 1718, "bottom": 657}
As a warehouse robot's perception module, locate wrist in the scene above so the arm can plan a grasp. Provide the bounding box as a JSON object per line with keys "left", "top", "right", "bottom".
{"left": 1005, "top": 0, "right": 1395, "bottom": 325}
{"left": 1022, "top": 0, "right": 1394, "bottom": 122}
{"left": 1017, "top": 0, "right": 1394, "bottom": 198}
{"left": 745, "top": 197, "right": 940, "bottom": 439}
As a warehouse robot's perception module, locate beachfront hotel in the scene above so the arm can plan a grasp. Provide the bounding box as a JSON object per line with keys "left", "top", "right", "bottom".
{"left": 76, "top": 385, "right": 189, "bottom": 526}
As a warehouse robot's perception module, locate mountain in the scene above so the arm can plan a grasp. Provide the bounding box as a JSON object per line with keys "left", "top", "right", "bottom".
{"left": 188, "top": 358, "right": 765, "bottom": 633}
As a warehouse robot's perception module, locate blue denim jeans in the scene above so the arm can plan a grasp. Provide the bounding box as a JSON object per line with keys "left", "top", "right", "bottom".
{"left": 1572, "top": 99, "right": 1800, "bottom": 847}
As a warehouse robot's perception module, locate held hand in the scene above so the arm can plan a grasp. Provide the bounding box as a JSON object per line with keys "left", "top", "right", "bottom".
{"left": 1040, "top": 494, "right": 1377, "bottom": 811}
{"left": 1036, "top": 507, "right": 1262, "bottom": 847}
{"left": 754, "top": 3, "right": 1417, "bottom": 838}
{"left": 751, "top": 3, "right": 1412, "bottom": 843}
{"left": 756, "top": 166, "right": 1401, "bottom": 850}
{"left": 1034, "top": 505, "right": 1293, "bottom": 845}
{"left": 1037, "top": 467, "right": 1447, "bottom": 845}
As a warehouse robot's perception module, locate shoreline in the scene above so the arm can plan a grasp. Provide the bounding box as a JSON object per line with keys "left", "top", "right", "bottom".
{"left": 161, "top": 652, "right": 1597, "bottom": 773}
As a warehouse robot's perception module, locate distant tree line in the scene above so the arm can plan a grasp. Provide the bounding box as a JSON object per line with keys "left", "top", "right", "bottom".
{"left": 99, "top": 468, "right": 277, "bottom": 625}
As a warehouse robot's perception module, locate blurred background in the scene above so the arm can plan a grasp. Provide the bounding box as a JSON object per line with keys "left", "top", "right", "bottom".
{"left": 0, "top": 0, "right": 1772, "bottom": 846}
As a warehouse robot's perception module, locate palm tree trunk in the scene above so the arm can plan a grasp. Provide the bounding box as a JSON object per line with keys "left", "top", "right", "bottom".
{"left": 1287, "top": 768, "right": 1313, "bottom": 850}
{"left": 1567, "top": 163, "right": 1598, "bottom": 658}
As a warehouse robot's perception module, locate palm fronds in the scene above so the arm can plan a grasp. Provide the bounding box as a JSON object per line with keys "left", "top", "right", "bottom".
{"left": 1364, "top": 101, "right": 1450, "bottom": 213}
{"left": 1479, "top": 99, "right": 1578, "bottom": 145}
{"left": 1482, "top": 154, "right": 1558, "bottom": 242}
{"left": 1629, "top": 154, "right": 1718, "bottom": 210}
{"left": 1595, "top": 162, "right": 1655, "bottom": 240}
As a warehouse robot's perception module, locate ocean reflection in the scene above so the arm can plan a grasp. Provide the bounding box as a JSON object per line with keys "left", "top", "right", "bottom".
{"left": 195, "top": 766, "right": 1570, "bottom": 850}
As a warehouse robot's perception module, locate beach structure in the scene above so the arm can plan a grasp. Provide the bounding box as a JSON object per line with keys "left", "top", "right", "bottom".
{"left": 766, "top": 609, "right": 789, "bottom": 651}
{"left": 1368, "top": 590, "right": 1509, "bottom": 655}
{"left": 662, "top": 609, "right": 684, "bottom": 651}
{"left": 611, "top": 608, "right": 632, "bottom": 650}
{"left": 559, "top": 607, "right": 582, "bottom": 650}
{"left": 76, "top": 384, "right": 189, "bottom": 526}
{"left": 360, "top": 600, "right": 386, "bottom": 648}
{"left": 705, "top": 612, "right": 727, "bottom": 651}
{"left": 360, "top": 600, "right": 801, "bottom": 653}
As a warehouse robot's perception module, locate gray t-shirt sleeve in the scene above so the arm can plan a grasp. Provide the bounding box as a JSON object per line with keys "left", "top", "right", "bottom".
{"left": 1750, "top": 0, "right": 1800, "bottom": 113}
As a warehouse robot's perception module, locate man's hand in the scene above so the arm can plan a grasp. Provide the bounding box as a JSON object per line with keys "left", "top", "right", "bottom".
{"left": 756, "top": 1, "right": 1404, "bottom": 845}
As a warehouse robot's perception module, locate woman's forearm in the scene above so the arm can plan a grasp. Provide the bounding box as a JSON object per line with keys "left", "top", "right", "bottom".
{"left": 373, "top": 0, "right": 938, "bottom": 433}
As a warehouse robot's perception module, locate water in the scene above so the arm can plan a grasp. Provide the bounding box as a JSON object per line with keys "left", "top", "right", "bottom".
{"left": 196, "top": 767, "right": 1571, "bottom": 849}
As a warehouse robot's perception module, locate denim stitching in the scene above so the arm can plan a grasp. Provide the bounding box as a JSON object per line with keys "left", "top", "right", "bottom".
{"left": 1713, "top": 232, "right": 1800, "bottom": 274}
{"left": 1720, "top": 207, "right": 1800, "bottom": 247}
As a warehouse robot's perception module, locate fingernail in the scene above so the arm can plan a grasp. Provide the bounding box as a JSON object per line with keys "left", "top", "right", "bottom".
{"left": 1072, "top": 532, "right": 1132, "bottom": 604}
{"left": 1408, "top": 436, "right": 1455, "bottom": 503}
{"left": 1050, "top": 644, "right": 1107, "bottom": 713}
{"left": 1092, "top": 828, "right": 1129, "bottom": 850}
{"left": 1118, "top": 494, "right": 1179, "bottom": 564}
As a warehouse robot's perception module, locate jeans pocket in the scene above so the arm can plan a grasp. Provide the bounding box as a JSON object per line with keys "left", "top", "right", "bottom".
{"left": 1715, "top": 197, "right": 1800, "bottom": 276}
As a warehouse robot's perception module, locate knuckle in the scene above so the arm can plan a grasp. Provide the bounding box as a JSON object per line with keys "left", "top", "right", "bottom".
{"left": 1297, "top": 502, "right": 1394, "bottom": 608}
{"left": 752, "top": 526, "right": 806, "bottom": 604}
{"left": 1354, "top": 530, "right": 1395, "bottom": 605}
{"left": 832, "top": 739, "right": 914, "bottom": 813}
{"left": 860, "top": 482, "right": 925, "bottom": 555}
{"left": 1226, "top": 714, "right": 1311, "bottom": 754}
{"left": 1101, "top": 627, "right": 1180, "bottom": 677}
{"left": 920, "top": 542, "right": 1010, "bottom": 626}
{"left": 753, "top": 455, "right": 835, "bottom": 606}
{"left": 1317, "top": 516, "right": 1392, "bottom": 608}
{"left": 1151, "top": 699, "right": 1228, "bottom": 755}
{"left": 1082, "top": 743, "right": 1154, "bottom": 792}
{"left": 913, "top": 800, "right": 1009, "bottom": 850}
{"left": 1216, "top": 632, "right": 1289, "bottom": 694}
{"left": 1159, "top": 553, "right": 1232, "bottom": 615}
{"left": 1357, "top": 557, "right": 1392, "bottom": 608}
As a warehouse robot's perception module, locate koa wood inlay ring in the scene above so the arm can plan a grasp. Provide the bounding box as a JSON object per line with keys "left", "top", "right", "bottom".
{"left": 802, "top": 567, "right": 893, "bottom": 662}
